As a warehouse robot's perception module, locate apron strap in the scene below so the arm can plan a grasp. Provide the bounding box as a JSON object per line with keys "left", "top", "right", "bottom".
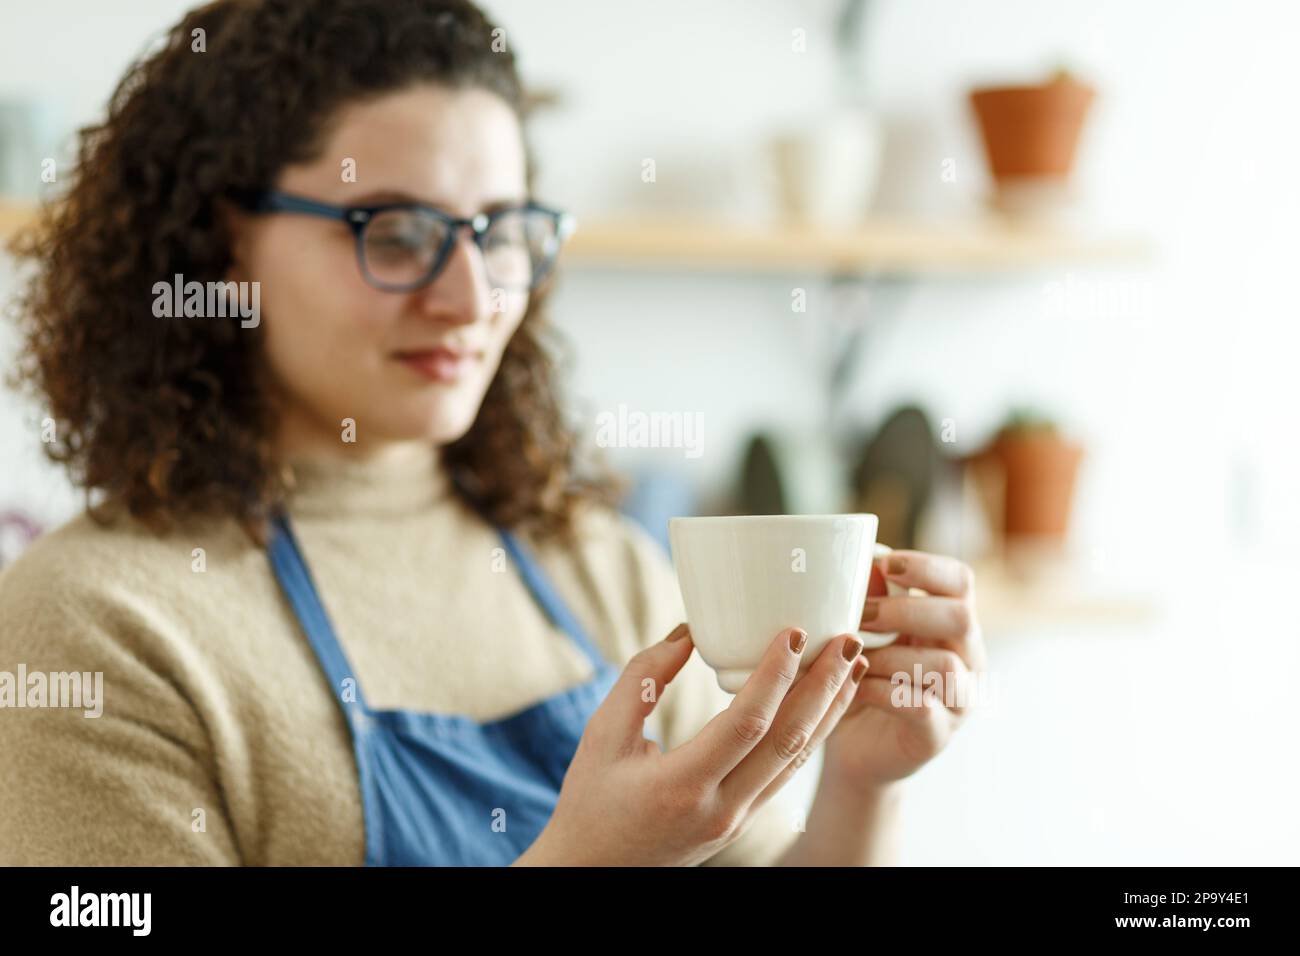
{"left": 267, "top": 512, "right": 370, "bottom": 712}
{"left": 495, "top": 529, "right": 610, "bottom": 672}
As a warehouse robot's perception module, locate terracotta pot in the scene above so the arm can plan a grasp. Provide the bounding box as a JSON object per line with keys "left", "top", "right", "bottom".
{"left": 986, "top": 431, "right": 1084, "bottom": 538}
{"left": 969, "top": 77, "right": 1096, "bottom": 180}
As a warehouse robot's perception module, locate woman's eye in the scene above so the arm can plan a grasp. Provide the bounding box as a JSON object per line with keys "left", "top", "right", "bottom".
{"left": 487, "top": 225, "right": 536, "bottom": 254}
{"left": 372, "top": 234, "right": 422, "bottom": 249}
{"left": 366, "top": 233, "right": 429, "bottom": 261}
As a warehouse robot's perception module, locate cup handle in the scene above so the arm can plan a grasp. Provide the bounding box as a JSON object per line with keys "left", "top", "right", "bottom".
{"left": 859, "top": 542, "right": 907, "bottom": 649}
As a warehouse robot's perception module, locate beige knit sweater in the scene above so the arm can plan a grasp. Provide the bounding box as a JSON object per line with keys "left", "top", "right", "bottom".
{"left": 0, "top": 445, "right": 801, "bottom": 865}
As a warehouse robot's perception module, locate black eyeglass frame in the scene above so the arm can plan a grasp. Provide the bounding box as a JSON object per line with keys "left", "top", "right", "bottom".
{"left": 230, "top": 188, "right": 576, "bottom": 292}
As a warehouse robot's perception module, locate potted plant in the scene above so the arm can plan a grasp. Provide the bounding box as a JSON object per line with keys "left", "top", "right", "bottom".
{"left": 980, "top": 408, "right": 1085, "bottom": 539}
{"left": 969, "top": 68, "right": 1096, "bottom": 219}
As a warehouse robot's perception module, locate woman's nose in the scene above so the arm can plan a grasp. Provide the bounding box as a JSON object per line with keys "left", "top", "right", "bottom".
{"left": 416, "top": 230, "right": 493, "bottom": 324}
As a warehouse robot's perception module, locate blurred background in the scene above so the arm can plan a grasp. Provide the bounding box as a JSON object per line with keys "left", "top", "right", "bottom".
{"left": 1, "top": 0, "right": 1297, "bottom": 864}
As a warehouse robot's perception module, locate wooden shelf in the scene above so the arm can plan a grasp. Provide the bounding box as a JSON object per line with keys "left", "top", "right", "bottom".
{"left": 2, "top": 197, "right": 1152, "bottom": 277}
{"left": 967, "top": 553, "right": 1161, "bottom": 635}
{"left": 563, "top": 215, "right": 1152, "bottom": 276}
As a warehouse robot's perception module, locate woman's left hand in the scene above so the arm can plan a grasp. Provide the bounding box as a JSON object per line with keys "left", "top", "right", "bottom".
{"left": 822, "top": 549, "right": 986, "bottom": 791}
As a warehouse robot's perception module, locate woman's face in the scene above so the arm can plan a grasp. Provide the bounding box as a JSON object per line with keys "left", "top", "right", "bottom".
{"left": 230, "top": 83, "right": 531, "bottom": 456}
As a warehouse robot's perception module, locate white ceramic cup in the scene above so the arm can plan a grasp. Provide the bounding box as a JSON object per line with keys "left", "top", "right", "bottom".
{"left": 668, "top": 514, "right": 907, "bottom": 694}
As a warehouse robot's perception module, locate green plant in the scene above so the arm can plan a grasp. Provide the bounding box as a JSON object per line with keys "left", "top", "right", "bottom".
{"left": 997, "top": 407, "right": 1061, "bottom": 437}
{"left": 1047, "top": 63, "right": 1082, "bottom": 85}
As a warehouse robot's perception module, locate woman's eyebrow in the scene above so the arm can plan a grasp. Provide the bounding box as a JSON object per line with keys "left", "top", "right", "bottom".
{"left": 346, "top": 189, "right": 527, "bottom": 213}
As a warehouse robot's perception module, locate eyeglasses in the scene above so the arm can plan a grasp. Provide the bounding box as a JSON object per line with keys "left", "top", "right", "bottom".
{"left": 230, "top": 189, "right": 576, "bottom": 293}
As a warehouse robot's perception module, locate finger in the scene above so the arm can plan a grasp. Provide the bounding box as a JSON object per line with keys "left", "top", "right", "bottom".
{"left": 860, "top": 594, "right": 976, "bottom": 661}
{"left": 964, "top": 614, "right": 989, "bottom": 674}
{"left": 666, "top": 626, "right": 806, "bottom": 785}
{"left": 752, "top": 651, "right": 868, "bottom": 809}
{"left": 851, "top": 644, "right": 975, "bottom": 716}
{"left": 877, "top": 549, "right": 975, "bottom": 599}
{"left": 844, "top": 673, "right": 956, "bottom": 724}
{"left": 588, "top": 622, "right": 696, "bottom": 758}
{"left": 719, "top": 633, "right": 862, "bottom": 806}
{"left": 865, "top": 560, "right": 891, "bottom": 598}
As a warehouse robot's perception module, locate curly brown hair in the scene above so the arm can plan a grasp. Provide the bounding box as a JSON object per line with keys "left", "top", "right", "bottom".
{"left": 5, "top": 0, "right": 618, "bottom": 544}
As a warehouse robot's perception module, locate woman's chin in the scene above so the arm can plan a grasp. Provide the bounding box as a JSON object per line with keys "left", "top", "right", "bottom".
{"left": 393, "top": 407, "right": 480, "bottom": 447}
{"left": 355, "top": 383, "right": 488, "bottom": 447}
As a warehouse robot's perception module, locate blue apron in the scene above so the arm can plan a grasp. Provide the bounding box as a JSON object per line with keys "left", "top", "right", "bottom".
{"left": 267, "top": 512, "right": 621, "bottom": 866}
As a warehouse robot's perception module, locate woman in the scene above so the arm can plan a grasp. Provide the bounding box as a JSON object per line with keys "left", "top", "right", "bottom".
{"left": 0, "top": 0, "right": 985, "bottom": 866}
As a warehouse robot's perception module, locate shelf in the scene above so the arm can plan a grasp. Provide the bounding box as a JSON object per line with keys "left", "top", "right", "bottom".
{"left": 967, "top": 553, "right": 1161, "bottom": 635}
{"left": 2, "top": 196, "right": 1152, "bottom": 277}
{"left": 563, "top": 215, "right": 1152, "bottom": 276}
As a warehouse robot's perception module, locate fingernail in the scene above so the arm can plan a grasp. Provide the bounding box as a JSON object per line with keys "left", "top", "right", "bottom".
{"left": 666, "top": 622, "right": 690, "bottom": 641}
{"left": 887, "top": 555, "right": 907, "bottom": 575}
{"left": 842, "top": 636, "right": 863, "bottom": 661}
{"left": 861, "top": 601, "right": 880, "bottom": 622}
{"left": 788, "top": 628, "right": 808, "bottom": 653}
{"left": 850, "top": 657, "right": 868, "bottom": 682}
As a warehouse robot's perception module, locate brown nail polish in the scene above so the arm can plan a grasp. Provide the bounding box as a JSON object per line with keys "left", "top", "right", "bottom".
{"left": 789, "top": 628, "right": 808, "bottom": 653}
{"left": 861, "top": 601, "right": 880, "bottom": 622}
{"left": 851, "top": 657, "right": 868, "bottom": 682}
{"left": 842, "top": 636, "right": 863, "bottom": 661}
{"left": 888, "top": 555, "right": 907, "bottom": 575}
{"left": 666, "top": 622, "right": 690, "bottom": 641}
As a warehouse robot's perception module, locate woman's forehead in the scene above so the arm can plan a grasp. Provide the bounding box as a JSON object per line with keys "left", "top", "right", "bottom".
{"left": 287, "top": 84, "right": 526, "bottom": 215}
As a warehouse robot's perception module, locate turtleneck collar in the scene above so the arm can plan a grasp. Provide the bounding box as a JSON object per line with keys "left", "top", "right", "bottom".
{"left": 282, "top": 442, "right": 453, "bottom": 519}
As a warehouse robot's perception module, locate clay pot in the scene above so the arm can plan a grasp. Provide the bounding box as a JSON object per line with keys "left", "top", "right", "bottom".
{"left": 984, "top": 431, "right": 1084, "bottom": 538}
{"left": 969, "top": 76, "right": 1096, "bottom": 181}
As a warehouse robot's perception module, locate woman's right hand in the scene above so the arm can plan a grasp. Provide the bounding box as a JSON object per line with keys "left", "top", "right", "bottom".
{"left": 513, "top": 622, "right": 869, "bottom": 866}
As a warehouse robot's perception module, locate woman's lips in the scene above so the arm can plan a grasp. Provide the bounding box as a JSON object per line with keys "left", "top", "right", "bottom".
{"left": 393, "top": 347, "right": 475, "bottom": 384}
